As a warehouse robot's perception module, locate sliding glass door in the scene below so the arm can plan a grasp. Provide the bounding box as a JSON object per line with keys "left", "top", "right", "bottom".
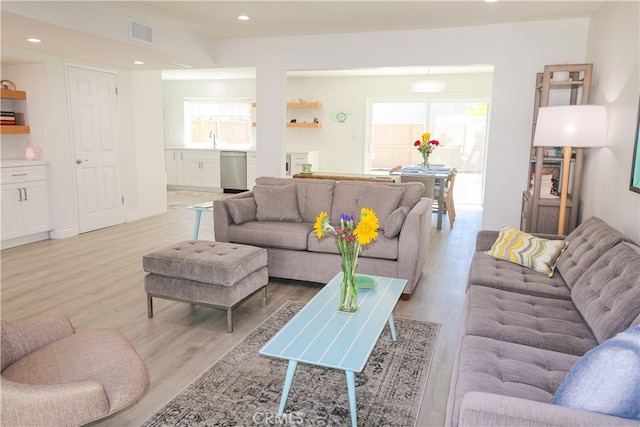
{"left": 367, "top": 99, "right": 489, "bottom": 204}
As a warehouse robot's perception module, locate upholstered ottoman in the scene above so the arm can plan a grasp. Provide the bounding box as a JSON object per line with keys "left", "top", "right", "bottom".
{"left": 143, "top": 240, "right": 268, "bottom": 332}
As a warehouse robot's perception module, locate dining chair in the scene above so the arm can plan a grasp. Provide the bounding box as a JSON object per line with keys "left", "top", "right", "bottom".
{"left": 399, "top": 175, "right": 436, "bottom": 199}
{"left": 444, "top": 168, "right": 458, "bottom": 228}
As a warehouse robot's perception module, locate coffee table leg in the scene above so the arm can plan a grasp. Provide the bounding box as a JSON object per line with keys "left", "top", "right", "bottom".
{"left": 278, "top": 360, "right": 298, "bottom": 416}
{"left": 193, "top": 210, "right": 202, "bottom": 240}
{"left": 388, "top": 313, "right": 398, "bottom": 341}
{"left": 345, "top": 370, "right": 357, "bottom": 427}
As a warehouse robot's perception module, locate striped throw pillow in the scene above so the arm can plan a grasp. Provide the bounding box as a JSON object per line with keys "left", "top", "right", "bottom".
{"left": 487, "top": 227, "right": 567, "bottom": 277}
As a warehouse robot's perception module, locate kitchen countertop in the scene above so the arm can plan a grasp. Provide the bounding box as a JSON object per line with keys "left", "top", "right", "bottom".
{"left": 165, "top": 146, "right": 255, "bottom": 152}
{"left": 1, "top": 159, "right": 49, "bottom": 168}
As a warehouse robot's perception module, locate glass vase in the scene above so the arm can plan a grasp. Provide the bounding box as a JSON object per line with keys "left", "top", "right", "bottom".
{"left": 421, "top": 153, "right": 430, "bottom": 170}
{"left": 339, "top": 255, "right": 358, "bottom": 313}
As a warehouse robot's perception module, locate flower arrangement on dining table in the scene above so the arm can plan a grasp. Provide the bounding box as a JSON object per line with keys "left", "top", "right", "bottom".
{"left": 314, "top": 208, "right": 380, "bottom": 313}
{"left": 414, "top": 132, "right": 440, "bottom": 169}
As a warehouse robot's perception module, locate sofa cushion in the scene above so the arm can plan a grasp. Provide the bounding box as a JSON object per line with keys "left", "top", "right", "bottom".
{"left": 552, "top": 326, "right": 640, "bottom": 420}
{"left": 228, "top": 221, "right": 312, "bottom": 250}
{"left": 384, "top": 206, "right": 410, "bottom": 238}
{"left": 571, "top": 242, "right": 640, "bottom": 344}
{"left": 556, "top": 216, "right": 630, "bottom": 289}
{"left": 292, "top": 179, "right": 335, "bottom": 223}
{"left": 468, "top": 251, "right": 572, "bottom": 300}
{"left": 227, "top": 197, "right": 257, "bottom": 224}
{"left": 461, "top": 286, "right": 597, "bottom": 356}
{"left": 253, "top": 184, "right": 302, "bottom": 222}
{"left": 397, "top": 182, "right": 425, "bottom": 210}
{"left": 448, "top": 335, "right": 579, "bottom": 427}
{"left": 308, "top": 231, "right": 399, "bottom": 260}
{"left": 331, "top": 182, "right": 404, "bottom": 230}
{"left": 254, "top": 177, "right": 336, "bottom": 223}
{"left": 486, "top": 227, "right": 567, "bottom": 277}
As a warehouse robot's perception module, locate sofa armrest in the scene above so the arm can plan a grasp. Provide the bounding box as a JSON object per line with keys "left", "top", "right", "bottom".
{"left": 213, "top": 191, "right": 254, "bottom": 243}
{"left": 397, "top": 198, "right": 432, "bottom": 294}
{"left": 1, "top": 316, "right": 75, "bottom": 371}
{"left": 1, "top": 377, "right": 109, "bottom": 427}
{"left": 475, "top": 230, "right": 500, "bottom": 252}
{"left": 458, "top": 392, "right": 640, "bottom": 427}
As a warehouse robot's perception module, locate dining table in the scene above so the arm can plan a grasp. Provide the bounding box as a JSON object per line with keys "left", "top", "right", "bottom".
{"left": 391, "top": 166, "right": 451, "bottom": 230}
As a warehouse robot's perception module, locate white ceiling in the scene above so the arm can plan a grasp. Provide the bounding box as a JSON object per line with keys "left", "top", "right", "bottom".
{"left": 121, "top": 1, "right": 605, "bottom": 40}
{"left": 1, "top": 1, "right": 606, "bottom": 78}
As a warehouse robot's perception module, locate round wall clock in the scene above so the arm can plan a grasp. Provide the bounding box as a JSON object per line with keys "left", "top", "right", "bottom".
{"left": 332, "top": 112, "right": 347, "bottom": 123}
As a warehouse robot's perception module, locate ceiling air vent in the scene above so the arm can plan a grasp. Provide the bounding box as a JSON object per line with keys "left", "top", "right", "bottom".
{"left": 129, "top": 20, "right": 154, "bottom": 45}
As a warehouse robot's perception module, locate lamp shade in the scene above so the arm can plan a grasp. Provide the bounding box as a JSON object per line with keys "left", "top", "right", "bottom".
{"left": 533, "top": 105, "right": 607, "bottom": 147}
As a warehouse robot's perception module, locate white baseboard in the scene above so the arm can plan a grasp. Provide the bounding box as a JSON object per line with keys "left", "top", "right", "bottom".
{"left": 1, "top": 232, "right": 50, "bottom": 250}
{"left": 126, "top": 210, "right": 141, "bottom": 223}
{"left": 49, "top": 226, "right": 79, "bottom": 240}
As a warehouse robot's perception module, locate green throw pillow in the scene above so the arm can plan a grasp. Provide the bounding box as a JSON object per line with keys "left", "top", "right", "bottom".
{"left": 486, "top": 227, "right": 567, "bottom": 277}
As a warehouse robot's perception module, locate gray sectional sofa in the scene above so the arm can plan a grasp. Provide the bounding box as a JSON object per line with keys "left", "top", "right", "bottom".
{"left": 214, "top": 176, "right": 432, "bottom": 297}
{"left": 446, "top": 216, "right": 640, "bottom": 426}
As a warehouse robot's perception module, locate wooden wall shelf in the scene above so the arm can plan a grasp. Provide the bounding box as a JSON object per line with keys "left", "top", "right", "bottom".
{"left": 286, "top": 122, "right": 322, "bottom": 128}
{"left": 1, "top": 125, "right": 30, "bottom": 134}
{"left": 286, "top": 102, "right": 322, "bottom": 108}
{"left": 0, "top": 89, "right": 27, "bottom": 100}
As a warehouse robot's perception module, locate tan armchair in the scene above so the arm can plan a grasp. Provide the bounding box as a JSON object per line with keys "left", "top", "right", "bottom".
{"left": 1, "top": 316, "right": 149, "bottom": 427}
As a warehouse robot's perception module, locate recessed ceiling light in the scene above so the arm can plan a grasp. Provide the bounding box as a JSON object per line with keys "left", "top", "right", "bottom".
{"left": 484, "top": 0, "right": 498, "bottom": 3}
{"left": 134, "top": 61, "right": 144, "bottom": 65}
{"left": 238, "top": 15, "right": 250, "bottom": 21}
{"left": 26, "top": 38, "right": 42, "bottom": 43}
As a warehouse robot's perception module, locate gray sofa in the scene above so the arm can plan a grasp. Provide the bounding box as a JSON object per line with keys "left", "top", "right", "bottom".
{"left": 446, "top": 216, "right": 640, "bottom": 426}
{"left": 214, "top": 176, "right": 432, "bottom": 297}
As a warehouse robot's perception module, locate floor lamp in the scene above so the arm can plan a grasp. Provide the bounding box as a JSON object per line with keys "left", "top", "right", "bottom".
{"left": 533, "top": 105, "right": 608, "bottom": 235}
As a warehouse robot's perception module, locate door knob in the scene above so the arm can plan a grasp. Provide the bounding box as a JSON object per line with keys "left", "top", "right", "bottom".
{"left": 76, "top": 159, "right": 82, "bottom": 164}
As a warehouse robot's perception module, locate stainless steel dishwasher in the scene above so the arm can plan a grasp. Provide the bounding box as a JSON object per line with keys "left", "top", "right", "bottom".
{"left": 220, "top": 151, "right": 247, "bottom": 192}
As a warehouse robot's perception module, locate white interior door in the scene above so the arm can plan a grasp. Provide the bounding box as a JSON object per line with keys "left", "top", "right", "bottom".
{"left": 67, "top": 66, "right": 124, "bottom": 233}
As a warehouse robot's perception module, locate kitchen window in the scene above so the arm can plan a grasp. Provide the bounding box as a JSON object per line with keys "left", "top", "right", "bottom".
{"left": 184, "top": 99, "right": 252, "bottom": 148}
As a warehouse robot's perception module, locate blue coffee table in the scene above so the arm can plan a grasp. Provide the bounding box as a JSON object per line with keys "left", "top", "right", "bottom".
{"left": 259, "top": 273, "right": 407, "bottom": 427}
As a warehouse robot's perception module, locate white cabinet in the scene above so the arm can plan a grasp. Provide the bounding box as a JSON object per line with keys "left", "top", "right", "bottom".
{"left": 183, "top": 150, "right": 221, "bottom": 188}
{"left": 1, "top": 164, "right": 51, "bottom": 246}
{"left": 287, "top": 151, "right": 320, "bottom": 176}
{"left": 165, "top": 149, "right": 184, "bottom": 186}
{"left": 165, "top": 149, "right": 221, "bottom": 189}
{"left": 247, "top": 151, "right": 257, "bottom": 190}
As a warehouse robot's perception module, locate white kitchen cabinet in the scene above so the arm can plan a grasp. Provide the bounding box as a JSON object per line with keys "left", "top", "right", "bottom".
{"left": 246, "top": 152, "right": 257, "bottom": 190}
{"left": 1, "top": 164, "right": 51, "bottom": 247}
{"left": 165, "top": 149, "right": 184, "bottom": 186}
{"left": 287, "top": 151, "right": 320, "bottom": 176}
{"left": 166, "top": 149, "right": 221, "bottom": 189}
{"left": 181, "top": 150, "right": 221, "bottom": 189}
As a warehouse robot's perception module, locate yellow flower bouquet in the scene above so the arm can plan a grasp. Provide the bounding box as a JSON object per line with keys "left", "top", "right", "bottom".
{"left": 314, "top": 208, "right": 379, "bottom": 313}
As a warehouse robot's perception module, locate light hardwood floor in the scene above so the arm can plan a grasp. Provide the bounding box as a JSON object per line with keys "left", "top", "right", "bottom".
{"left": 0, "top": 190, "right": 482, "bottom": 427}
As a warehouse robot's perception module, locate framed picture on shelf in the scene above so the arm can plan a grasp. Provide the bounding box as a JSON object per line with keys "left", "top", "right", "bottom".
{"left": 630, "top": 98, "right": 640, "bottom": 194}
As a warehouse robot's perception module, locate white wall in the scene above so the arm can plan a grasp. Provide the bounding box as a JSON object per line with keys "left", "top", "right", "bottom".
{"left": 0, "top": 47, "right": 164, "bottom": 238}
{"left": 285, "top": 73, "right": 494, "bottom": 174}
{"left": 5, "top": 16, "right": 609, "bottom": 236}
{"left": 583, "top": 1, "right": 640, "bottom": 243}
{"left": 216, "top": 19, "right": 590, "bottom": 230}
{"left": 131, "top": 71, "right": 167, "bottom": 220}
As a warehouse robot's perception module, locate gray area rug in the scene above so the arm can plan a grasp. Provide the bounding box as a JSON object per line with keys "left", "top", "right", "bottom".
{"left": 143, "top": 301, "right": 440, "bottom": 426}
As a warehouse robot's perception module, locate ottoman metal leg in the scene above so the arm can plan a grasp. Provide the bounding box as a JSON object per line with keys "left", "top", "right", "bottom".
{"left": 147, "top": 295, "right": 154, "bottom": 318}
{"left": 262, "top": 286, "right": 267, "bottom": 307}
{"left": 227, "top": 308, "right": 233, "bottom": 333}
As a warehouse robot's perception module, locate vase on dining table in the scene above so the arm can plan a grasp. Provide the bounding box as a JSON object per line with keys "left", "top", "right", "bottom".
{"left": 421, "top": 152, "right": 430, "bottom": 170}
